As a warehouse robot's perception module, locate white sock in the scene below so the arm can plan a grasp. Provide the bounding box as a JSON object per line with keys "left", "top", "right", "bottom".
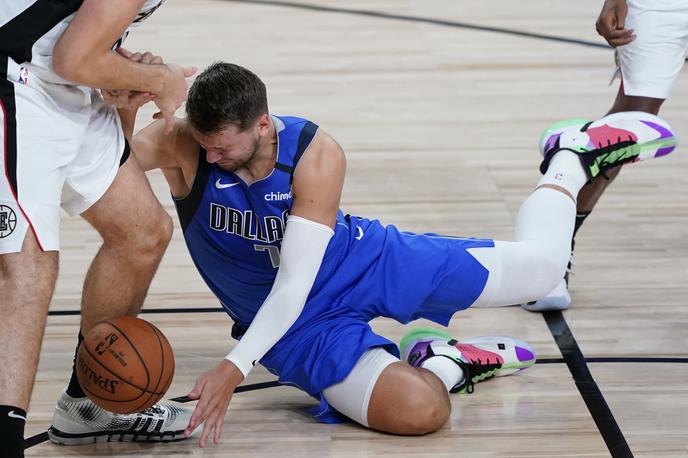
{"left": 421, "top": 356, "right": 465, "bottom": 392}
{"left": 536, "top": 150, "right": 588, "bottom": 197}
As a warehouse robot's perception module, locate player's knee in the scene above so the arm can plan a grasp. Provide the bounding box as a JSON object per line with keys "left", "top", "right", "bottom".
{"left": 380, "top": 386, "right": 449, "bottom": 435}
{"left": 102, "top": 211, "right": 173, "bottom": 257}
{"left": 137, "top": 212, "right": 173, "bottom": 256}
{"left": 399, "top": 394, "right": 450, "bottom": 435}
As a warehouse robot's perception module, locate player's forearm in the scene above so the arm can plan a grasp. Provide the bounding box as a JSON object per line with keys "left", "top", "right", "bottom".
{"left": 225, "top": 216, "right": 334, "bottom": 376}
{"left": 53, "top": 50, "right": 172, "bottom": 95}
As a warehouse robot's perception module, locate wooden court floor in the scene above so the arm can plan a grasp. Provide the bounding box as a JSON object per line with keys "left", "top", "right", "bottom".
{"left": 24, "top": 1, "right": 688, "bottom": 456}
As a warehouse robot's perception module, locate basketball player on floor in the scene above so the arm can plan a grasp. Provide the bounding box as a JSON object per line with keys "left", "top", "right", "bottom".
{"left": 125, "top": 63, "right": 675, "bottom": 447}
{"left": 0, "top": 1, "right": 197, "bottom": 455}
{"left": 524, "top": 0, "right": 687, "bottom": 311}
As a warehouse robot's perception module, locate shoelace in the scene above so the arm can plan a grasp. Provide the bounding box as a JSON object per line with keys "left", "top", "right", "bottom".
{"left": 450, "top": 356, "right": 503, "bottom": 394}
{"left": 142, "top": 405, "right": 165, "bottom": 417}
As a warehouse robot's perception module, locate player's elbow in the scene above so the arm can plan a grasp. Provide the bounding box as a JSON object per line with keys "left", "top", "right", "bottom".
{"left": 52, "top": 43, "right": 99, "bottom": 83}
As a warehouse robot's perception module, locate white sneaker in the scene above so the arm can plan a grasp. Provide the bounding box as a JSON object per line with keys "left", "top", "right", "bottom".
{"left": 521, "top": 278, "right": 571, "bottom": 312}
{"left": 48, "top": 390, "right": 192, "bottom": 445}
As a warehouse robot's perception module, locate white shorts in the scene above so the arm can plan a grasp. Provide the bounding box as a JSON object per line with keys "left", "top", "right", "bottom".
{"left": 0, "top": 57, "right": 126, "bottom": 254}
{"left": 612, "top": 0, "right": 688, "bottom": 99}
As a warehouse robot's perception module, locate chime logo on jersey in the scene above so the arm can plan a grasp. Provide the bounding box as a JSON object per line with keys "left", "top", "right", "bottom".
{"left": 209, "top": 203, "right": 289, "bottom": 243}
{"left": 264, "top": 191, "right": 292, "bottom": 201}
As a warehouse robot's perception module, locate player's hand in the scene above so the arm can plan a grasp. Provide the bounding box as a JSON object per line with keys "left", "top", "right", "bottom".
{"left": 153, "top": 63, "right": 197, "bottom": 134}
{"left": 101, "top": 88, "right": 154, "bottom": 110}
{"left": 595, "top": 0, "right": 635, "bottom": 47}
{"left": 102, "top": 48, "right": 164, "bottom": 110}
{"left": 184, "top": 359, "right": 244, "bottom": 447}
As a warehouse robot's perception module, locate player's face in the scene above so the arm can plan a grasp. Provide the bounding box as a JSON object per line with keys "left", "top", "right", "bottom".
{"left": 194, "top": 123, "right": 261, "bottom": 171}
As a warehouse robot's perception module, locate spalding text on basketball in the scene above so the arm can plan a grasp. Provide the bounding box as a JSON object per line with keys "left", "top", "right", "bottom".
{"left": 78, "top": 357, "right": 120, "bottom": 394}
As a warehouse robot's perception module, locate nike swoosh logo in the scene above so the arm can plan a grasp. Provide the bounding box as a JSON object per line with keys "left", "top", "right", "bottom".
{"left": 355, "top": 226, "right": 364, "bottom": 241}
{"left": 8, "top": 411, "right": 26, "bottom": 421}
{"left": 215, "top": 179, "right": 240, "bottom": 189}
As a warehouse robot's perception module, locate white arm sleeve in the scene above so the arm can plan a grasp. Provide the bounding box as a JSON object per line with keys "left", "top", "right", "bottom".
{"left": 224, "top": 215, "right": 334, "bottom": 377}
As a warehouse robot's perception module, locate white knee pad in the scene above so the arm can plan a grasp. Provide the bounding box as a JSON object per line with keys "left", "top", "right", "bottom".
{"left": 322, "top": 348, "right": 398, "bottom": 427}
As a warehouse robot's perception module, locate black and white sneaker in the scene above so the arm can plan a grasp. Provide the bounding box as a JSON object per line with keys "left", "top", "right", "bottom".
{"left": 48, "top": 390, "right": 192, "bottom": 445}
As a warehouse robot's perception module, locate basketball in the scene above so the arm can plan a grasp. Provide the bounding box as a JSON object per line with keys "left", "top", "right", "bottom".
{"left": 76, "top": 316, "right": 175, "bottom": 414}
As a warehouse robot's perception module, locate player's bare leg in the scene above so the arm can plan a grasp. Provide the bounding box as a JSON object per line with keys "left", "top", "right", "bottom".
{"left": 79, "top": 155, "right": 173, "bottom": 333}
{"left": 0, "top": 232, "right": 58, "bottom": 455}
{"left": 49, "top": 154, "right": 190, "bottom": 446}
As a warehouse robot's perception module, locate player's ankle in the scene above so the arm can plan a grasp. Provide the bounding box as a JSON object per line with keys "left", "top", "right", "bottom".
{"left": 65, "top": 332, "right": 86, "bottom": 398}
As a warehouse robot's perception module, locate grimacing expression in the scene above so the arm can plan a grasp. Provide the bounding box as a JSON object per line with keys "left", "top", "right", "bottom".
{"left": 193, "top": 123, "right": 261, "bottom": 171}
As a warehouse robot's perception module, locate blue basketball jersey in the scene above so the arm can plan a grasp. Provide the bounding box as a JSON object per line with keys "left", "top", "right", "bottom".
{"left": 174, "top": 115, "right": 354, "bottom": 328}
{"left": 174, "top": 114, "right": 494, "bottom": 418}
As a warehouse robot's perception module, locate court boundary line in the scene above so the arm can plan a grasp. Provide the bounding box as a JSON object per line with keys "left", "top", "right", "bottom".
{"left": 222, "top": 0, "right": 688, "bottom": 67}
{"left": 222, "top": 0, "right": 611, "bottom": 49}
{"left": 544, "top": 311, "right": 634, "bottom": 458}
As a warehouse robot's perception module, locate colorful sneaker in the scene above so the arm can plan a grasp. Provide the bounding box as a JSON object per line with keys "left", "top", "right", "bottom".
{"left": 48, "top": 389, "right": 192, "bottom": 445}
{"left": 400, "top": 328, "right": 536, "bottom": 393}
{"left": 539, "top": 111, "right": 677, "bottom": 179}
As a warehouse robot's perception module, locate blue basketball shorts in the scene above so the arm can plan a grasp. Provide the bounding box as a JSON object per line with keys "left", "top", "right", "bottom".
{"left": 255, "top": 217, "right": 494, "bottom": 421}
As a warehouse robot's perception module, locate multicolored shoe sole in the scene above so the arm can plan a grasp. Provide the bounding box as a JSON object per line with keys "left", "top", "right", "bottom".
{"left": 400, "top": 327, "right": 536, "bottom": 377}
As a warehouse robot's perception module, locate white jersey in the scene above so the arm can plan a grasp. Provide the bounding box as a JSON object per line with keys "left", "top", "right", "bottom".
{"left": 0, "top": 0, "right": 164, "bottom": 84}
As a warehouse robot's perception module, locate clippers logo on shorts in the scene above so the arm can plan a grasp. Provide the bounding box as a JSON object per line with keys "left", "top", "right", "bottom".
{"left": 0, "top": 205, "right": 17, "bottom": 238}
{"left": 95, "top": 333, "right": 119, "bottom": 356}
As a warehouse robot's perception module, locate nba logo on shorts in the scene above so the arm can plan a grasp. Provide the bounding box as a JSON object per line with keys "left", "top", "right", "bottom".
{"left": 0, "top": 205, "right": 17, "bottom": 238}
{"left": 18, "top": 67, "right": 29, "bottom": 85}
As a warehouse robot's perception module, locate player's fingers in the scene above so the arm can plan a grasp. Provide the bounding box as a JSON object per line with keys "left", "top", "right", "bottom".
{"left": 213, "top": 415, "right": 224, "bottom": 444}
{"left": 101, "top": 90, "right": 116, "bottom": 105}
{"left": 608, "top": 36, "right": 636, "bottom": 47}
{"left": 140, "top": 52, "right": 155, "bottom": 64}
{"left": 189, "top": 388, "right": 223, "bottom": 434}
{"left": 151, "top": 56, "right": 164, "bottom": 65}
{"left": 127, "top": 92, "right": 151, "bottom": 109}
{"left": 616, "top": 7, "right": 628, "bottom": 29}
{"left": 199, "top": 421, "right": 213, "bottom": 448}
{"left": 595, "top": 16, "right": 613, "bottom": 37}
{"left": 186, "top": 406, "right": 206, "bottom": 435}
{"left": 607, "top": 28, "right": 633, "bottom": 39}
{"left": 129, "top": 52, "right": 142, "bottom": 63}
{"left": 184, "top": 381, "right": 208, "bottom": 433}
{"left": 198, "top": 408, "right": 223, "bottom": 449}
{"left": 116, "top": 90, "right": 132, "bottom": 105}
{"left": 116, "top": 47, "right": 132, "bottom": 58}
{"left": 182, "top": 66, "right": 197, "bottom": 78}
